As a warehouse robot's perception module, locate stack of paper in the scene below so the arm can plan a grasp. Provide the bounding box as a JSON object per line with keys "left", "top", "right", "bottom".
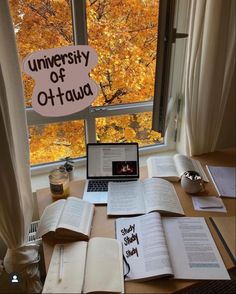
{"left": 192, "top": 196, "right": 227, "bottom": 212}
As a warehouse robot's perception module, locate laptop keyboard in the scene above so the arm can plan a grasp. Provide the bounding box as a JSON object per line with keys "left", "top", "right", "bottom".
{"left": 87, "top": 180, "right": 109, "bottom": 192}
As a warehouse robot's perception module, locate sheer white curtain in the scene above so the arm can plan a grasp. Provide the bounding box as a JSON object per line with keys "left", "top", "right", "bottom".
{"left": 0, "top": 1, "right": 42, "bottom": 292}
{"left": 184, "top": 0, "right": 235, "bottom": 156}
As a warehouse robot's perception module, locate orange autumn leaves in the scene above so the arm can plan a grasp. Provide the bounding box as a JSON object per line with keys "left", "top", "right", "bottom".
{"left": 9, "top": 0, "right": 162, "bottom": 165}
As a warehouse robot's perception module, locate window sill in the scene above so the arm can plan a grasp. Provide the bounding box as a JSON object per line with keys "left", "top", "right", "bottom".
{"left": 31, "top": 149, "right": 176, "bottom": 192}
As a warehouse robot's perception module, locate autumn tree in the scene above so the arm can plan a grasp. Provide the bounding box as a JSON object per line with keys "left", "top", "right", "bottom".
{"left": 9, "top": 0, "right": 162, "bottom": 165}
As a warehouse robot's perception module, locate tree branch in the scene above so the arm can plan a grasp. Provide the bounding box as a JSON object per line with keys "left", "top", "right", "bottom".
{"left": 105, "top": 88, "right": 127, "bottom": 104}
{"left": 28, "top": 3, "right": 72, "bottom": 43}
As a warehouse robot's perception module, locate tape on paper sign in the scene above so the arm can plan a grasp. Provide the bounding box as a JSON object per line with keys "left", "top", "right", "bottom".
{"left": 22, "top": 45, "right": 99, "bottom": 117}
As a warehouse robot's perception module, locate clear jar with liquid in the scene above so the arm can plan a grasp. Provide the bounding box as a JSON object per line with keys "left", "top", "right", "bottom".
{"left": 49, "top": 168, "right": 70, "bottom": 200}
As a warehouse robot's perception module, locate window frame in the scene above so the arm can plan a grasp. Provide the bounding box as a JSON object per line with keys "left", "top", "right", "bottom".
{"left": 28, "top": 0, "right": 187, "bottom": 175}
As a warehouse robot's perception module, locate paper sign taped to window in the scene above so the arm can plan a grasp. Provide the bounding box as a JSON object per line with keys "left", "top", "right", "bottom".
{"left": 22, "top": 45, "right": 99, "bottom": 117}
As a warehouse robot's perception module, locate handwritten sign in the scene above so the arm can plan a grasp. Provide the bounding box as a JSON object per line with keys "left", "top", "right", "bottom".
{"left": 22, "top": 45, "right": 99, "bottom": 117}
{"left": 120, "top": 224, "right": 139, "bottom": 258}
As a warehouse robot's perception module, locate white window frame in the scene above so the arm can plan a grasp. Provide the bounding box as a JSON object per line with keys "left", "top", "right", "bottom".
{"left": 29, "top": 0, "right": 189, "bottom": 175}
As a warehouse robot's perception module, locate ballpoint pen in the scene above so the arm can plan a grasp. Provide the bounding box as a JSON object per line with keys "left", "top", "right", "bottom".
{"left": 200, "top": 206, "right": 223, "bottom": 209}
{"left": 59, "top": 245, "right": 64, "bottom": 282}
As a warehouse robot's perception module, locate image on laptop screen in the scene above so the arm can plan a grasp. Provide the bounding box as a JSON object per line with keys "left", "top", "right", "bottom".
{"left": 87, "top": 143, "right": 139, "bottom": 180}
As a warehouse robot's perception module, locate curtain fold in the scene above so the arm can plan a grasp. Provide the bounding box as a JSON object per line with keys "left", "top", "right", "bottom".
{"left": 184, "top": 0, "right": 235, "bottom": 156}
{"left": 4, "top": 243, "right": 42, "bottom": 292}
{"left": 0, "top": 0, "right": 42, "bottom": 292}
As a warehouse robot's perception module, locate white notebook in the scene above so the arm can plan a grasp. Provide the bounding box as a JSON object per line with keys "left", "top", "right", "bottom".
{"left": 206, "top": 166, "right": 236, "bottom": 198}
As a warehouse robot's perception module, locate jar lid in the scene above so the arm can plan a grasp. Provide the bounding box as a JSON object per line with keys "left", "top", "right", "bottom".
{"left": 49, "top": 167, "right": 68, "bottom": 179}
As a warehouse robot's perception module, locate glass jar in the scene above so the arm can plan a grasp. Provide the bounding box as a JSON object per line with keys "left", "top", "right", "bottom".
{"left": 49, "top": 168, "right": 70, "bottom": 200}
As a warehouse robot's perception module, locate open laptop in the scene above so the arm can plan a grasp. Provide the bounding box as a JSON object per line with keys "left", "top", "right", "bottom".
{"left": 83, "top": 143, "right": 139, "bottom": 204}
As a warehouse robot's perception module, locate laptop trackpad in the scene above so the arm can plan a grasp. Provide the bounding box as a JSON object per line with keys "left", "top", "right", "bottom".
{"left": 83, "top": 192, "right": 108, "bottom": 204}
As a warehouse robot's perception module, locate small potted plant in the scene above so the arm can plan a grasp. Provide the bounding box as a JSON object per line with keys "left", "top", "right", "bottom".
{"left": 60, "top": 157, "right": 75, "bottom": 181}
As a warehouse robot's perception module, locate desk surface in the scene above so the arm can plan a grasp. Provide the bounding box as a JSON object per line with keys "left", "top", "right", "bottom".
{"left": 36, "top": 147, "right": 236, "bottom": 293}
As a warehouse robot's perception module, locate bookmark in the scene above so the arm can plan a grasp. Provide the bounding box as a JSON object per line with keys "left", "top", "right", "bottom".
{"left": 123, "top": 255, "right": 130, "bottom": 279}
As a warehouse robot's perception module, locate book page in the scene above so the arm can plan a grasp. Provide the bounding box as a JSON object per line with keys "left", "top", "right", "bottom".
{"left": 36, "top": 199, "right": 65, "bottom": 238}
{"left": 42, "top": 242, "right": 87, "bottom": 293}
{"left": 116, "top": 212, "right": 173, "bottom": 281}
{"left": 107, "top": 181, "right": 145, "bottom": 215}
{"left": 191, "top": 159, "right": 209, "bottom": 182}
{"left": 143, "top": 178, "right": 184, "bottom": 215}
{"left": 162, "top": 217, "right": 230, "bottom": 280}
{"left": 83, "top": 237, "right": 124, "bottom": 294}
{"left": 147, "top": 156, "right": 179, "bottom": 181}
{"left": 174, "top": 154, "right": 195, "bottom": 177}
{"left": 57, "top": 197, "right": 94, "bottom": 237}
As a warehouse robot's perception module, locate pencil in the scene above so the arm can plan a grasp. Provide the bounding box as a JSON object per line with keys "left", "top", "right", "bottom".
{"left": 58, "top": 245, "right": 64, "bottom": 282}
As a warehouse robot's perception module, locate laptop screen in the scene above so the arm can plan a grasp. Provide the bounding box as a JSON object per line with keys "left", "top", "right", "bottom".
{"left": 87, "top": 143, "right": 139, "bottom": 180}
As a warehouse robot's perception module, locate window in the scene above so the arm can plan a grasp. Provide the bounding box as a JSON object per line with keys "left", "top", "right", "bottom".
{"left": 29, "top": 120, "right": 86, "bottom": 165}
{"left": 9, "top": 0, "right": 185, "bottom": 169}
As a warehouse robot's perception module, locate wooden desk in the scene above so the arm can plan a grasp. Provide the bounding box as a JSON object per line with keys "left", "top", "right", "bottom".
{"left": 210, "top": 216, "right": 236, "bottom": 264}
{"left": 36, "top": 147, "right": 236, "bottom": 293}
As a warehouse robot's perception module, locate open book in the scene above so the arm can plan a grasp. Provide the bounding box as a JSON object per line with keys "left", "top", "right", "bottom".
{"left": 116, "top": 212, "right": 230, "bottom": 281}
{"left": 36, "top": 197, "right": 94, "bottom": 241}
{"left": 147, "top": 154, "right": 208, "bottom": 182}
{"left": 107, "top": 178, "right": 184, "bottom": 216}
{"left": 42, "top": 238, "right": 124, "bottom": 293}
